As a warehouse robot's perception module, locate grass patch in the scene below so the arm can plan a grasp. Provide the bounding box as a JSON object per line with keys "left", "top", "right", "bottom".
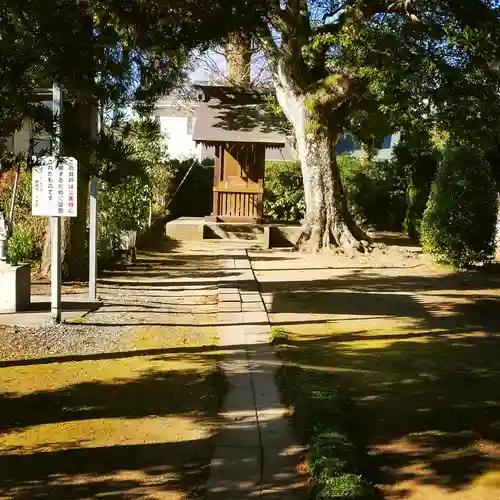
{"left": 269, "top": 326, "right": 290, "bottom": 344}
{"left": 276, "top": 364, "right": 377, "bottom": 500}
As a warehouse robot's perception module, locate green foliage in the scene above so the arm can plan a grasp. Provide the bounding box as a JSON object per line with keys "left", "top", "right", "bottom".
{"left": 338, "top": 155, "right": 407, "bottom": 231}
{"left": 269, "top": 327, "right": 289, "bottom": 344}
{"left": 100, "top": 177, "right": 150, "bottom": 233}
{"left": 99, "top": 176, "right": 150, "bottom": 231}
{"left": 264, "top": 161, "right": 305, "bottom": 223}
{"left": 97, "top": 177, "right": 150, "bottom": 264}
{"left": 391, "top": 130, "right": 440, "bottom": 239}
{"left": 277, "top": 365, "right": 376, "bottom": 500}
{"left": 0, "top": 166, "right": 46, "bottom": 268}
{"left": 421, "top": 144, "right": 497, "bottom": 268}
{"left": 167, "top": 158, "right": 214, "bottom": 220}
{"left": 7, "top": 226, "right": 35, "bottom": 265}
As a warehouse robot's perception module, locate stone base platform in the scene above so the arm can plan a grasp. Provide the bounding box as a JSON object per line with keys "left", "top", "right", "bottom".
{"left": 166, "top": 217, "right": 302, "bottom": 249}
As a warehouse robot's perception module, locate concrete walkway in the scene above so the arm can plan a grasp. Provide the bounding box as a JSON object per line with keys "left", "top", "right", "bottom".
{"left": 0, "top": 242, "right": 309, "bottom": 498}
{"left": 206, "top": 248, "right": 309, "bottom": 499}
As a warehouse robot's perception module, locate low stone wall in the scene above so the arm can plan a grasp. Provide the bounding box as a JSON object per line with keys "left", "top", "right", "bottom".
{"left": 165, "top": 217, "right": 301, "bottom": 249}
{"left": 0, "top": 263, "right": 31, "bottom": 313}
{"left": 268, "top": 225, "right": 302, "bottom": 248}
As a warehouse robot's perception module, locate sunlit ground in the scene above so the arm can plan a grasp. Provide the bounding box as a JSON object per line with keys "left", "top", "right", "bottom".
{"left": 252, "top": 247, "right": 500, "bottom": 499}
{"left": 0, "top": 326, "right": 224, "bottom": 499}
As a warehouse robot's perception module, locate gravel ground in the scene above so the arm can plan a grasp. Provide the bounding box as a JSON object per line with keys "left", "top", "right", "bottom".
{"left": 0, "top": 323, "right": 126, "bottom": 361}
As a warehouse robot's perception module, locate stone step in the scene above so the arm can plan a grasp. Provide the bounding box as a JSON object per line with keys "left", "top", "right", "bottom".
{"left": 204, "top": 223, "right": 269, "bottom": 249}
{"left": 202, "top": 239, "right": 268, "bottom": 250}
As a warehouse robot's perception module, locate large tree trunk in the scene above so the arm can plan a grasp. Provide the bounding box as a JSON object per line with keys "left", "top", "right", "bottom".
{"left": 226, "top": 33, "right": 251, "bottom": 86}
{"left": 41, "top": 101, "right": 93, "bottom": 281}
{"left": 275, "top": 65, "right": 371, "bottom": 253}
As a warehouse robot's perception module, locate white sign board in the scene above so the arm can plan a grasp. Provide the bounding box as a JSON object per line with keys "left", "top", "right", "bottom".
{"left": 32, "top": 156, "right": 78, "bottom": 217}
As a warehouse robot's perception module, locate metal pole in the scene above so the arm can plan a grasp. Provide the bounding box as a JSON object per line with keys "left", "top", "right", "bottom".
{"left": 51, "top": 84, "right": 63, "bottom": 323}
{"left": 89, "top": 100, "right": 100, "bottom": 301}
{"left": 9, "top": 164, "right": 20, "bottom": 224}
{"left": 89, "top": 177, "right": 97, "bottom": 300}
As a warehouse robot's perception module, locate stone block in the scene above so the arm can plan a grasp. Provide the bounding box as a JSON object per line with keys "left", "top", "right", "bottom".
{"left": 165, "top": 217, "right": 204, "bottom": 241}
{"left": 242, "top": 302, "right": 265, "bottom": 312}
{"left": 218, "top": 302, "right": 242, "bottom": 313}
{"left": 269, "top": 225, "right": 302, "bottom": 248}
{"left": 0, "top": 263, "right": 31, "bottom": 313}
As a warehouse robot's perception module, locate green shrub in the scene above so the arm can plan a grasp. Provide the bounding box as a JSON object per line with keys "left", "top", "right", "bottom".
{"left": 167, "top": 159, "right": 214, "bottom": 219}
{"left": 97, "top": 176, "right": 150, "bottom": 264}
{"left": 1, "top": 166, "right": 46, "bottom": 268}
{"left": 276, "top": 365, "right": 376, "bottom": 500}
{"left": 338, "top": 154, "right": 407, "bottom": 231}
{"left": 7, "top": 226, "right": 35, "bottom": 265}
{"left": 264, "top": 161, "right": 305, "bottom": 223}
{"left": 392, "top": 130, "right": 440, "bottom": 239}
{"left": 421, "top": 143, "right": 497, "bottom": 268}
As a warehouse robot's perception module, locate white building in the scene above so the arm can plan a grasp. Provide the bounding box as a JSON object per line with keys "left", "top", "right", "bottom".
{"left": 5, "top": 90, "right": 53, "bottom": 156}
{"left": 152, "top": 97, "right": 205, "bottom": 161}
{"left": 151, "top": 85, "right": 296, "bottom": 162}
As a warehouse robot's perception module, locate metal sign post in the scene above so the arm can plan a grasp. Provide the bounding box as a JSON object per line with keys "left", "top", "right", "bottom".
{"left": 32, "top": 154, "right": 78, "bottom": 323}
{"left": 89, "top": 177, "right": 97, "bottom": 300}
{"left": 51, "top": 84, "right": 62, "bottom": 323}
{"left": 32, "top": 86, "right": 78, "bottom": 323}
{"left": 89, "top": 100, "right": 100, "bottom": 301}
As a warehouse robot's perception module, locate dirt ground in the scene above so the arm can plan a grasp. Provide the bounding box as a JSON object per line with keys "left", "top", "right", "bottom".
{"left": 0, "top": 245, "right": 225, "bottom": 499}
{"left": 250, "top": 233, "right": 500, "bottom": 500}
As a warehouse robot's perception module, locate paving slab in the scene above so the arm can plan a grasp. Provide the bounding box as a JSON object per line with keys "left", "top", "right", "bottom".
{"left": 261, "top": 446, "right": 309, "bottom": 499}
{"left": 208, "top": 250, "right": 308, "bottom": 498}
{"left": 206, "top": 447, "right": 261, "bottom": 500}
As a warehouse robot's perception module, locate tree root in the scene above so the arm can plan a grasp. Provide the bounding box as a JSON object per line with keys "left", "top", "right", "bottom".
{"left": 294, "top": 219, "right": 373, "bottom": 255}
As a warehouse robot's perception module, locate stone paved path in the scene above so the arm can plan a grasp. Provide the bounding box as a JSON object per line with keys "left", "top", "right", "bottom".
{"left": 206, "top": 246, "right": 309, "bottom": 499}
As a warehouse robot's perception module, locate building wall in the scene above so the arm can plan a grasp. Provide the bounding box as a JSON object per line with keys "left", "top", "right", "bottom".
{"left": 336, "top": 132, "right": 401, "bottom": 160}
{"left": 7, "top": 99, "right": 53, "bottom": 156}
{"left": 158, "top": 115, "right": 202, "bottom": 161}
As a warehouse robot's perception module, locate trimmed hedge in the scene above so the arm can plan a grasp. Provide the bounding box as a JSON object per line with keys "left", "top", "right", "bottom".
{"left": 264, "top": 158, "right": 407, "bottom": 231}
{"left": 421, "top": 143, "right": 497, "bottom": 268}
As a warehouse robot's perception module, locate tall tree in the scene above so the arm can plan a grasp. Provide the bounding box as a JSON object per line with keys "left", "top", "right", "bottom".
{"left": 226, "top": 33, "right": 252, "bottom": 86}
{"left": 131, "top": 0, "right": 497, "bottom": 252}
{"left": 258, "top": 1, "right": 500, "bottom": 251}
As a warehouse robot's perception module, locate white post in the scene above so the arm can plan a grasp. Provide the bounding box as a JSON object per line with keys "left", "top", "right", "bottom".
{"left": 51, "top": 84, "right": 63, "bottom": 323}
{"left": 89, "top": 177, "right": 97, "bottom": 300}
{"left": 89, "top": 100, "right": 100, "bottom": 301}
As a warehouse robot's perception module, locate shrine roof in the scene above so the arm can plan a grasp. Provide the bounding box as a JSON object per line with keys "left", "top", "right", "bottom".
{"left": 192, "top": 85, "right": 288, "bottom": 146}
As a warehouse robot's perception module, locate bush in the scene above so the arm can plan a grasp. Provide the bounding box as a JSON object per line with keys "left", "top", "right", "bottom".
{"left": 7, "top": 226, "right": 35, "bottom": 265}
{"left": 97, "top": 177, "right": 150, "bottom": 265}
{"left": 421, "top": 143, "right": 497, "bottom": 268}
{"left": 264, "top": 161, "right": 305, "bottom": 223}
{"left": 1, "top": 166, "right": 46, "bottom": 269}
{"left": 276, "top": 365, "right": 376, "bottom": 500}
{"left": 338, "top": 154, "right": 407, "bottom": 231}
{"left": 167, "top": 158, "right": 214, "bottom": 220}
{"left": 392, "top": 130, "right": 440, "bottom": 239}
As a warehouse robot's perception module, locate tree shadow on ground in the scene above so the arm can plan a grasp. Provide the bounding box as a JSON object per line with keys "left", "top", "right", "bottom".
{"left": 267, "top": 269, "right": 500, "bottom": 496}
{"left": 0, "top": 345, "right": 305, "bottom": 499}
{"left": 0, "top": 354, "right": 227, "bottom": 499}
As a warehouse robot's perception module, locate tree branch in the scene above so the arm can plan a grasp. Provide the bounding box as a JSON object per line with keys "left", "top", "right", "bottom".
{"left": 255, "top": 22, "right": 280, "bottom": 66}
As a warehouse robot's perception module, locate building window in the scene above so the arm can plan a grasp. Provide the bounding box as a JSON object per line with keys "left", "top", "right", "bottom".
{"left": 381, "top": 135, "right": 392, "bottom": 149}
{"left": 187, "top": 116, "right": 194, "bottom": 135}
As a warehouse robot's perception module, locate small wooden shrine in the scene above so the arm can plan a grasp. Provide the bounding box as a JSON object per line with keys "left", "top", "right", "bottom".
{"left": 192, "top": 85, "right": 287, "bottom": 223}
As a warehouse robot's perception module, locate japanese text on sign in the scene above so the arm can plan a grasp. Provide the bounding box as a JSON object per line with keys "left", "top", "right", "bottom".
{"left": 32, "top": 157, "right": 78, "bottom": 217}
